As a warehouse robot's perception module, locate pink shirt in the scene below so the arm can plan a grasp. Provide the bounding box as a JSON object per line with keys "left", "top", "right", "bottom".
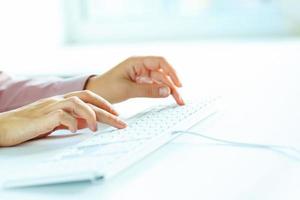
{"left": 0, "top": 72, "right": 90, "bottom": 112}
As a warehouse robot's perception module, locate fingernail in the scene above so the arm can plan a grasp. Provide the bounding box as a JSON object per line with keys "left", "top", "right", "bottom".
{"left": 159, "top": 87, "right": 170, "bottom": 97}
{"left": 180, "top": 97, "right": 185, "bottom": 105}
{"left": 113, "top": 109, "right": 119, "bottom": 116}
{"left": 118, "top": 120, "right": 127, "bottom": 128}
{"left": 89, "top": 124, "right": 97, "bottom": 132}
{"left": 94, "top": 124, "right": 98, "bottom": 132}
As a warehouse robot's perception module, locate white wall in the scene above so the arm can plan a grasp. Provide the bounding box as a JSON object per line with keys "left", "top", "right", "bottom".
{"left": 0, "top": 0, "right": 299, "bottom": 78}
{"left": 0, "top": 0, "right": 64, "bottom": 75}
{"left": 0, "top": 0, "right": 161, "bottom": 77}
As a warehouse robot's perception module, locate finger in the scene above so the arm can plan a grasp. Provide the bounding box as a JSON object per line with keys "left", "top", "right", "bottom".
{"left": 150, "top": 70, "right": 176, "bottom": 88}
{"left": 64, "top": 90, "right": 119, "bottom": 116}
{"left": 50, "top": 109, "right": 78, "bottom": 133}
{"left": 55, "top": 118, "right": 88, "bottom": 130}
{"left": 142, "top": 56, "right": 182, "bottom": 87}
{"left": 134, "top": 61, "right": 149, "bottom": 77}
{"left": 76, "top": 118, "right": 89, "bottom": 129}
{"left": 150, "top": 71, "right": 184, "bottom": 105}
{"left": 89, "top": 104, "right": 127, "bottom": 129}
{"left": 49, "top": 97, "right": 97, "bottom": 131}
{"left": 135, "top": 76, "right": 153, "bottom": 84}
{"left": 130, "top": 82, "right": 171, "bottom": 98}
{"left": 4, "top": 109, "right": 79, "bottom": 146}
{"left": 172, "top": 87, "right": 185, "bottom": 106}
{"left": 34, "top": 109, "right": 77, "bottom": 136}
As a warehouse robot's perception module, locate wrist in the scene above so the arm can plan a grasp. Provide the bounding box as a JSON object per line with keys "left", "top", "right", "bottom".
{"left": 84, "top": 75, "right": 97, "bottom": 90}
{"left": 85, "top": 75, "right": 113, "bottom": 102}
{"left": 0, "top": 113, "right": 13, "bottom": 147}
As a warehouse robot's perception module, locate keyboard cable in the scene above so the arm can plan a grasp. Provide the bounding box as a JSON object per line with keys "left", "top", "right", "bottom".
{"left": 172, "top": 130, "right": 300, "bottom": 162}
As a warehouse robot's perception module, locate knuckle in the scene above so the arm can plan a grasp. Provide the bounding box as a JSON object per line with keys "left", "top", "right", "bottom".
{"left": 152, "top": 56, "right": 165, "bottom": 62}
{"left": 124, "top": 56, "right": 136, "bottom": 65}
{"left": 37, "top": 97, "right": 58, "bottom": 105}
{"left": 106, "top": 113, "right": 115, "bottom": 120}
{"left": 96, "top": 111, "right": 105, "bottom": 121}
{"left": 100, "top": 111, "right": 112, "bottom": 121}
{"left": 48, "top": 97, "right": 60, "bottom": 103}
{"left": 99, "top": 96, "right": 108, "bottom": 104}
{"left": 82, "top": 90, "right": 93, "bottom": 97}
{"left": 128, "top": 56, "right": 138, "bottom": 61}
{"left": 63, "top": 91, "right": 75, "bottom": 98}
{"left": 157, "top": 56, "right": 165, "bottom": 61}
{"left": 67, "top": 96, "right": 81, "bottom": 104}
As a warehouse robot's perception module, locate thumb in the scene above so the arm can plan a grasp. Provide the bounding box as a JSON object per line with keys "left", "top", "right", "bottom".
{"left": 131, "top": 83, "right": 171, "bottom": 98}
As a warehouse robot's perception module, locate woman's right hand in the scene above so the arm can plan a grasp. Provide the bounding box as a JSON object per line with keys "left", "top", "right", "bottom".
{"left": 0, "top": 90, "right": 127, "bottom": 147}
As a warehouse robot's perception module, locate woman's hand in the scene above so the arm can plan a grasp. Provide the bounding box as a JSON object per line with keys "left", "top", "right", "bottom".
{"left": 0, "top": 90, "right": 126, "bottom": 147}
{"left": 86, "top": 56, "right": 185, "bottom": 105}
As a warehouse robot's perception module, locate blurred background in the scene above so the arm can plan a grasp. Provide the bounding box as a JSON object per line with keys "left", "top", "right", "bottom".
{"left": 0, "top": 0, "right": 300, "bottom": 150}
{"left": 0, "top": 0, "right": 300, "bottom": 77}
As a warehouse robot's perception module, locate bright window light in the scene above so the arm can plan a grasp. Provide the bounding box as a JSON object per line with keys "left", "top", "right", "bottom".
{"left": 64, "top": 0, "right": 300, "bottom": 44}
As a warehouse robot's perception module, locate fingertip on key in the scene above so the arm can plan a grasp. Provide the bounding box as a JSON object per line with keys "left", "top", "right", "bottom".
{"left": 178, "top": 96, "right": 185, "bottom": 106}
{"left": 118, "top": 120, "right": 127, "bottom": 128}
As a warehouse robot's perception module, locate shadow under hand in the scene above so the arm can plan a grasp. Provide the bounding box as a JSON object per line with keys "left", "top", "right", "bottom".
{"left": 0, "top": 130, "right": 91, "bottom": 157}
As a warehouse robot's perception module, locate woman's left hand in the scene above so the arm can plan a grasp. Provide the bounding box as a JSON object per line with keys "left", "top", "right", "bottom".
{"left": 86, "top": 56, "right": 185, "bottom": 105}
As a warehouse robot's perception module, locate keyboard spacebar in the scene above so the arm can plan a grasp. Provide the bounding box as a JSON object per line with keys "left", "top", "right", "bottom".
{"left": 3, "top": 157, "right": 105, "bottom": 188}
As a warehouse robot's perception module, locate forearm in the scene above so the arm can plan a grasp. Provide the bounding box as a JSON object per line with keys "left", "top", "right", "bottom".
{"left": 0, "top": 73, "right": 91, "bottom": 112}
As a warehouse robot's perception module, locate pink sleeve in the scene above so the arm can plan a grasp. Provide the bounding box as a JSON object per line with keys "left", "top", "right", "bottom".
{"left": 0, "top": 72, "right": 92, "bottom": 112}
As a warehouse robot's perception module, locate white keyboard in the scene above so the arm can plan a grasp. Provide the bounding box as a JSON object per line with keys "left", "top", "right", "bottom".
{"left": 3, "top": 98, "right": 219, "bottom": 188}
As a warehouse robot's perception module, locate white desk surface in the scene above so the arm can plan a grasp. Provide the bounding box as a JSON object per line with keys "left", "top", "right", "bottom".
{"left": 0, "top": 40, "right": 300, "bottom": 200}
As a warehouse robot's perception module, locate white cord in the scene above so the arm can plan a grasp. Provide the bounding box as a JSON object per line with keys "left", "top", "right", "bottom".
{"left": 172, "top": 130, "right": 300, "bottom": 162}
